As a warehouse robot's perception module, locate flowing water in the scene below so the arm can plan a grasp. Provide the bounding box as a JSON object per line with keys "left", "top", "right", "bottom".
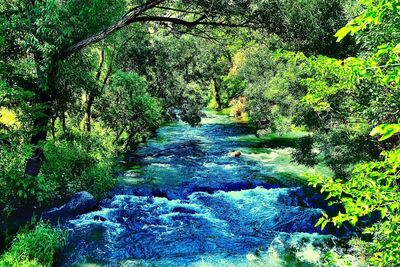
{"left": 59, "top": 111, "right": 363, "bottom": 267}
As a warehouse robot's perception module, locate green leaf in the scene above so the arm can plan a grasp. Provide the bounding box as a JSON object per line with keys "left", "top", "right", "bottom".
{"left": 315, "top": 217, "right": 325, "bottom": 227}
{"left": 321, "top": 220, "right": 328, "bottom": 230}
{"left": 335, "top": 26, "right": 351, "bottom": 42}
{"left": 370, "top": 123, "right": 400, "bottom": 141}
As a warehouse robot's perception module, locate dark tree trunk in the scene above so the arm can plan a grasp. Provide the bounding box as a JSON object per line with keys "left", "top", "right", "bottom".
{"left": 213, "top": 77, "right": 222, "bottom": 110}
{"left": 125, "top": 132, "right": 134, "bottom": 148}
{"left": 61, "top": 111, "right": 66, "bottom": 133}
{"left": 85, "top": 93, "right": 93, "bottom": 132}
{"left": 24, "top": 123, "right": 48, "bottom": 176}
{"left": 25, "top": 57, "right": 58, "bottom": 177}
{"left": 85, "top": 48, "right": 105, "bottom": 133}
{"left": 24, "top": 101, "right": 52, "bottom": 177}
{"left": 61, "top": 82, "right": 67, "bottom": 134}
{"left": 51, "top": 111, "right": 57, "bottom": 142}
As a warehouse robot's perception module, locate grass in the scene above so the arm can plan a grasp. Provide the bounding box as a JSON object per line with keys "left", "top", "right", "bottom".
{"left": 0, "top": 221, "right": 67, "bottom": 267}
{"left": 215, "top": 107, "right": 232, "bottom": 116}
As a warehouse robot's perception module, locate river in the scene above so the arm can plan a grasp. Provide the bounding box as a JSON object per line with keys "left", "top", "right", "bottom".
{"left": 58, "top": 110, "right": 363, "bottom": 266}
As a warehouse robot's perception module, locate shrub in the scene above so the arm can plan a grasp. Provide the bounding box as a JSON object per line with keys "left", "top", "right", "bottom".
{"left": 0, "top": 222, "right": 67, "bottom": 267}
{"left": 0, "top": 143, "right": 58, "bottom": 215}
{"left": 41, "top": 125, "right": 116, "bottom": 199}
{"left": 307, "top": 123, "right": 400, "bottom": 266}
{"left": 0, "top": 124, "right": 116, "bottom": 215}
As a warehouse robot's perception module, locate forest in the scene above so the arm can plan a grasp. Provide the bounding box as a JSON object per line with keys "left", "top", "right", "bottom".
{"left": 0, "top": 0, "right": 399, "bottom": 266}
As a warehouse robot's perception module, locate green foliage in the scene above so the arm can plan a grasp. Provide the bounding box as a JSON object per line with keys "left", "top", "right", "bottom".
{"left": 249, "top": 0, "right": 355, "bottom": 56}
{"left": 370, "top": 121, "right": 400, "bottom": 141}
{"left": 0, "top": 221, "right": 67, "bottom": 267}
{"left": 303, "top": 1, "right": 400, "bottom": 263}
{"left": 42, "top": 125, "right": 116, "bottom": 199}
{"left": 237, "top": 47, "right": 308, "bottom": 133}
{"left": 220, "top": 74, "right": 246, "bottom": 105}
{"left": 117, "top": 33, "right": 212, "bottom": 126}
{"left": 1, "top": 0, "right": 399, "bottom": 265}
{"left": 301, "top": 1, "right": 400, "bottom": 264}
{"left": 98, "top": 70, "right": 162, "bottom": 148}
{"left": 0, "top": 143, "right": 39, "bottom": 214}
{"left": 307, "top": 146, "right": 400, "bottom": 266}
{"left": 0, "top": 124, "right": 116, "bottom": 214}
{"left": 292, "top": 135, "right": 318, "bottom": 167}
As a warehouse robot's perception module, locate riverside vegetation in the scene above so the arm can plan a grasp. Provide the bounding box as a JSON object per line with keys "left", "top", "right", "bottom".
{"left": 0, "top": 0, "right": 399, "bottom": 266}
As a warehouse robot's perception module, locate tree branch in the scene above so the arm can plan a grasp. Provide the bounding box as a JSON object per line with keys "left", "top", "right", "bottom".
{"left": 155, "top": 6, "right": 203, "bottom": 15}
{"left": 132, "top": 15, "right": 255, "bottom": 28}
{"left": 59, "top": 0, "right": 256, "bottom": 60}
{"left": 59, "top": 0, "right": 165, "bottom": 59}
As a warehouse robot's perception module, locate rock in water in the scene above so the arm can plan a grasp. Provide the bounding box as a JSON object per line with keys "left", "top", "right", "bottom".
{"left": 42, "top": 206, "right": 66, "bottom": 221}
{"left": 93, "top": 215, "right": 107, "bottom": 222}
{"left": 64, "top": 191, "right": 97, "bottom": 214}
{"left": 228, "top": 151, "right": 241, "bottom": 157}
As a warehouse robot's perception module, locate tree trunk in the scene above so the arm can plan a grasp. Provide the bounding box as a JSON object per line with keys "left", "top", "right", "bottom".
{"left": 85, "top": 48, "right": 105, "bottom": 133}
{"left": 51, "top": 111, "right": 57, "bottom": 142}
{"left": 24, "top": 103, "right": 52, "bottom": 177}
{"left": 24, "top": 57, "right": 58, "bottom": 177}
{"left": 125, "top": 132, "right": 134, "bottom": 148}
{"left": 85, "top": 93, "right": 93, "bottom": 132}
{"left": 24, "top": 122, "right": 48, "bottom": 176}
{"left": 61, "top": 111, "right": 66, "bottom": 133}
{"left": 114, "top": 127, "right": 125, "bottom": 145}
{"left": 213, "top": 77, "right": 222, "bottom": 110}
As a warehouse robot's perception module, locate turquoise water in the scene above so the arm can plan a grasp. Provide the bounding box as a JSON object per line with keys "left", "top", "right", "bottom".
{"left": 58, "top": 111, "right": 363, "bottom": 266}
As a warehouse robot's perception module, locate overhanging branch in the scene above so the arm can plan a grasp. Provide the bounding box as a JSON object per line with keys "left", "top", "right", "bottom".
{"left": 132, "top": 16, "right": 256, "bottom": 28}
{"left": 59, "top": 0, "right": 165, "bottom": 59}
{"left": 59, "top": 0, "right": 256, "bottom": 60}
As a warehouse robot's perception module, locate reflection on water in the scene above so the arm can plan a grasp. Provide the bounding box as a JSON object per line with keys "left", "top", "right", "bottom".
{"left": 59, "top": 110, "right": 364, "bottom": 266}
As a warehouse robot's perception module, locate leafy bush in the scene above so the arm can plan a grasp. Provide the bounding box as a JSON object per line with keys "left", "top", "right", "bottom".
{"left": 220, "top": 74, "right": 246, "bottom": 107}
{"left": 236, "top": 47, "right": 309, "bottom": 133}
{"left": 0, "top": 222, "right": 67, "bottom": 267}
{"left": 41, "top": 125, "right": 116, "bottom": 199}
{"left": 307, "top": 123, "right": 400, "bottom": 266}
{"left": 0, "top": 124, "right": 116, "bottom": 214}
{"left": 0, "top": 143, "right": 58, "bottom": 215}
{"left": 292, "top": 135, "right": 317, "bottom": 167}
{"left": 97, "top": 70, "right": 163, "bottom": 148}
{"left": 302, "top": 2, "right": 400, "bottom": 264}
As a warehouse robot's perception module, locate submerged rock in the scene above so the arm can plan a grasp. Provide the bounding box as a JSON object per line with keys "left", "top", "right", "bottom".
{"left": 228, "top": 150, "right": 241, "bottom": 157}
{"left": 64, "top": 191, "right": 97, "bottom": 214}
{"left": 42, "top": 191, "right": 97, "bottom": 221}
{"left": 172, "top": 207, "right": 196, "bottom": 214}
{"left": 93, "top": 215, "right": 107, "bottom": 222}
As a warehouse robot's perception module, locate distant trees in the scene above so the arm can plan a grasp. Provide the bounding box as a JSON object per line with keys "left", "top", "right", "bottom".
{"left": 98, "top": 70, "right": 162, "bottom": 148}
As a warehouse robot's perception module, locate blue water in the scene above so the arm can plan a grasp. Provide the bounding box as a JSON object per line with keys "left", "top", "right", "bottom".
{"left": 58, "top": 111, "right": 359, "bottom": 266}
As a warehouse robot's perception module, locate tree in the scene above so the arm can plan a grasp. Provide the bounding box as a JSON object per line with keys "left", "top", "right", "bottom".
{"left": 306, "top": 1, "right": 400, "bottom": 264}
{"left": 97, "top": 70, "right": 162, "bottom": 148}
{"left": 5, "top": 0, "right": 260, "bottom": 177}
